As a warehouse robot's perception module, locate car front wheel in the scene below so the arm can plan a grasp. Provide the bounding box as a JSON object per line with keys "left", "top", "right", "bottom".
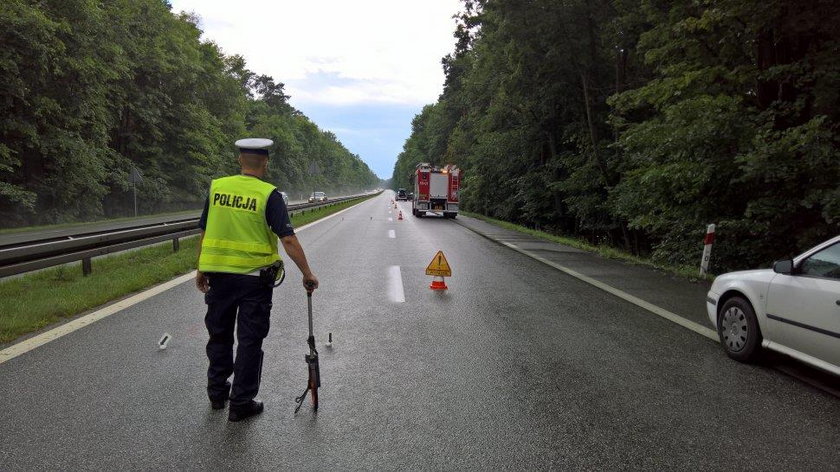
{"left": 717, "top": 296, "right": 762, "bottom": 362}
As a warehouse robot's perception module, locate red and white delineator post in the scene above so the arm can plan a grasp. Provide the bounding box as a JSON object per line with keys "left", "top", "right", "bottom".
{"left": 700, "top": 224, "right": 715, "bottom": 276}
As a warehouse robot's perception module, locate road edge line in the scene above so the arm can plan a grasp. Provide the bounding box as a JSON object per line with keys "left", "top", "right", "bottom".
{"left": 0, "top": 272, "right": 196, "bottom": 364}
{"left": 0, "top": 196, "right": 375, "bottom": 365}
{"left": 456, "top": 219, "right": 719, "bottom": 342}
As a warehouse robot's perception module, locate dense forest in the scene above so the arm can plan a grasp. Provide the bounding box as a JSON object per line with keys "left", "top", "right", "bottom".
{"left": 0, "top": 0, "right": 379, "bottom": 228}
{"left": 393, "top": 0, "right": 840, "bottom": 272}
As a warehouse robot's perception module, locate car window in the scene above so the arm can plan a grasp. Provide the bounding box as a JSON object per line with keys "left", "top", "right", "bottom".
{"left": 799, "top": 242, "right": 840, "bottom": 280}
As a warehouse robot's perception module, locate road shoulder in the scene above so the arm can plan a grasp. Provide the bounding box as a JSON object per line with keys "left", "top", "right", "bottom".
{"left": 454, "top": 215, "right": 717, "bottom": 338}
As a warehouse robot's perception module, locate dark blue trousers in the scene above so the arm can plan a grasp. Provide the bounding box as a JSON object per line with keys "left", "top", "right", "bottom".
{"left": 204, "top": 273, "right": 273, "bottom": 406}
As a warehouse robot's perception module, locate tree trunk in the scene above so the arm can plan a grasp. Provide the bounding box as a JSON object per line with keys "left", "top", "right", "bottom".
{"left": 580, "top": 70, "right": 610, "bottom": 184}
{"left": 614, "top": 47, "right": 628, "bottom": 142}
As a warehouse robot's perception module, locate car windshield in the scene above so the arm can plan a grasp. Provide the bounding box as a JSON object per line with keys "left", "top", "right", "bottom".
{"left": 800, "top": 242, "right": 840, "bottom": 279}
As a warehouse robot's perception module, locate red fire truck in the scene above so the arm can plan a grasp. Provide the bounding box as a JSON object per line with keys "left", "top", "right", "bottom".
{"left": 412, "top": 163, "right": 461, "bottom": 218}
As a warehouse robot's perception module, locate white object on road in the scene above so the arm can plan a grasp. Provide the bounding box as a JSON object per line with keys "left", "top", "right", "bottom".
{"left": 700, "top": 224, "right": 715, "bottom": 276}
{"left": 158, "top": 333, "right": 171, "bottom": 350}
{"left": 388, "top": 230, "right": 396, "bottom": 239}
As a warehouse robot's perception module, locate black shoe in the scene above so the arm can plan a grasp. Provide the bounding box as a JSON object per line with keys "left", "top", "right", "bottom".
{"left": 208, "top": 381, "right": 231, "bottom": 410}
{"left": 228, "top": 400, "right": 264, "bottom": 422}
{"left": 210, "top": 398, "right": 227, "bottom": 410}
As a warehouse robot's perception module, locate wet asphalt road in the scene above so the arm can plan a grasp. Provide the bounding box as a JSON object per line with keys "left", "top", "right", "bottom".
{"left": 0, "top": 191, "right": 838, "bottom": 471}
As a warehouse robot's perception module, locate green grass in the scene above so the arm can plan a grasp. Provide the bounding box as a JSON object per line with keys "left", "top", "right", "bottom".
{"left": 0, "top": 195, "right": 375, "bottom": 344}
{"left": 461, "top": 211, "right": 713, "bottom": 283}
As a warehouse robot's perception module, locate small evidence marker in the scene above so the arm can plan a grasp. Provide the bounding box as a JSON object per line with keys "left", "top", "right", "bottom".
{"left": 158, "top": 333, "right": 172, "bottom": 350}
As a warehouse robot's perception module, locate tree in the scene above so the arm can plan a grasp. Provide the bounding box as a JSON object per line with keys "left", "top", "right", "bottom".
{"left": 0, "top": 1, "right": 378, "bottom": 227}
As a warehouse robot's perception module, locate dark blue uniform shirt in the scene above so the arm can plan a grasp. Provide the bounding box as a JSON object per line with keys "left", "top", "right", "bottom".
{"left": 199, "top": 189, "right": 294, "bottom": 238}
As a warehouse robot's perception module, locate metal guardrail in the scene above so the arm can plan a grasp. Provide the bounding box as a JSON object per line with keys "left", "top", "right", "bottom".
{"left": 0, "top": 193, "right": 375, "bottom": 278}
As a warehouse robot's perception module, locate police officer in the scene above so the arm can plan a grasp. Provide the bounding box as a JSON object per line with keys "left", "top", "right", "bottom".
{"left": 195, "top": 138, "right": 319, "bottom": 422}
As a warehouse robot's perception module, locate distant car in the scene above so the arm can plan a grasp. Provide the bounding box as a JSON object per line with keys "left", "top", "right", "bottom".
{"left": 396, "top": 188, "right": 407, "bottom": 201}
{"left": 308, "top": 192, "right": 327, "bottom": 203}
{"left": 706, "top": 235, "right": 840, "bottom": 376}
{"left": 408, "top": 192, "right": 414, "bottom": 200}
{"left": 279, "top": 191, "right": 289, "bottom": 206}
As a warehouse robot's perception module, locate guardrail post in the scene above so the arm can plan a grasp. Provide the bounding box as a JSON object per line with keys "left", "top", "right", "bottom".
{"left": 172, "top": 238, "right": 180, "bottom": 252}
{"left": 82, "top": 258, "right": 92, "bottom": 276}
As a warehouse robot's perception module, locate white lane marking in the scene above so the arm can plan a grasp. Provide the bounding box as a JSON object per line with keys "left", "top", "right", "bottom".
{"left": 497, "top": 241, "right": 718, "bottom": 341}
{"left": 388, "top": 230, "right": 396, "bottom": 239}
{"left": 0, "top": 196, "right": 377, "bottom": 365}
{"left": 387, "top": 265, "right": 405, "bottom": 303}
{"left": 388, "top": 217, "right": 393, "bottom": 222}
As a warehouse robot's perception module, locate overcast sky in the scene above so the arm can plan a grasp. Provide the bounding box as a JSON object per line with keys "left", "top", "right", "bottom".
{"left": 169, "top": 0, "right": 462, "bottom": 179}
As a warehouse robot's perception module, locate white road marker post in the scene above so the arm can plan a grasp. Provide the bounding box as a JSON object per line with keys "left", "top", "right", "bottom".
{"left": 158, "top": 332, "right": 171, "bottom": 350}
{"left": 700, "top": 224, "right": 715, "bottom": 276}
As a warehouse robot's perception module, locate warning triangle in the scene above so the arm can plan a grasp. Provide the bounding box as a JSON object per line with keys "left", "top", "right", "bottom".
{"left": 425, "top": 251, "right": 452, "bottom": 277}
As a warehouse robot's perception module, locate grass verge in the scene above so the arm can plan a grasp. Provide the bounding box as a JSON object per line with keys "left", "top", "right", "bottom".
{"left": 461, "top": 211, "right": 713, "bottom": 283}
{"left": 0, "top": 195, "right": 375, "bottom": 344}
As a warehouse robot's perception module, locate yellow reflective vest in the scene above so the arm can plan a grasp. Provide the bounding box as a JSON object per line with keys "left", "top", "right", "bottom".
{"left": 198, "top": 175, "right": 281, "bottom": 274}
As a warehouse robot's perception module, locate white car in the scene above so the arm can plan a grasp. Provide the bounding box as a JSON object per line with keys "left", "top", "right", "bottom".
{"left": 706, "top": 235, "right": 840, "bottom": 376}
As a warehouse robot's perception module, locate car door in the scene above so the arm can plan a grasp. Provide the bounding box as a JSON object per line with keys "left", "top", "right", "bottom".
{"left": 765, "top": 242, "right": 840, "bottom": 369}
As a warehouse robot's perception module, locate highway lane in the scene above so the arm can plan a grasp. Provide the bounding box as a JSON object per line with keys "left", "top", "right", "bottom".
{"left": 0, "top": 191, "right": 838, "bottom": 470}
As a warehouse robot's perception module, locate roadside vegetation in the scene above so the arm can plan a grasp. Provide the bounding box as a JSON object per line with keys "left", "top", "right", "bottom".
{"left": 393, "top": 0, "right": 840, "bottom": 274}
{"left": 0, "top": 196, "right": 374, "bottom": 344}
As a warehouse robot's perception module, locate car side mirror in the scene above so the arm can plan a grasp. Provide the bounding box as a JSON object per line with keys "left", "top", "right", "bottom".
{"left": 772, "top": 259, "right": 794, "bottom": 275}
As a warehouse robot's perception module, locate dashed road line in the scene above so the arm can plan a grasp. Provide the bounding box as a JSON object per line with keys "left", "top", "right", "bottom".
{"left": 387, "top": 265, "right": 405, "bottom": 303}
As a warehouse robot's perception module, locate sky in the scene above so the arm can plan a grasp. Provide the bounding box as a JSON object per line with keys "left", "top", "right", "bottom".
{"left": 169, "top": 0, "right": 463, "bottom": 179}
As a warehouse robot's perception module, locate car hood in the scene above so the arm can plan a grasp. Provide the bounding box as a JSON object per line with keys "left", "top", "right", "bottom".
{"left": 711, "top": 268, "right": 775, "bottom": 292}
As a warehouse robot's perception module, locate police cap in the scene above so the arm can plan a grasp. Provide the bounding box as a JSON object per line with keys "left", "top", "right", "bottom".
{"left": 235, "top": 138, "right": 273, "bottom": 156}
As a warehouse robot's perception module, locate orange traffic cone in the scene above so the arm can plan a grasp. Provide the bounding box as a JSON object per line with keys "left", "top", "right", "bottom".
{"left": 398, "top": 211, "right": 403, "bottom": 220}
{"left": 429, "top": 276, "right": 448, "bottom": 290}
